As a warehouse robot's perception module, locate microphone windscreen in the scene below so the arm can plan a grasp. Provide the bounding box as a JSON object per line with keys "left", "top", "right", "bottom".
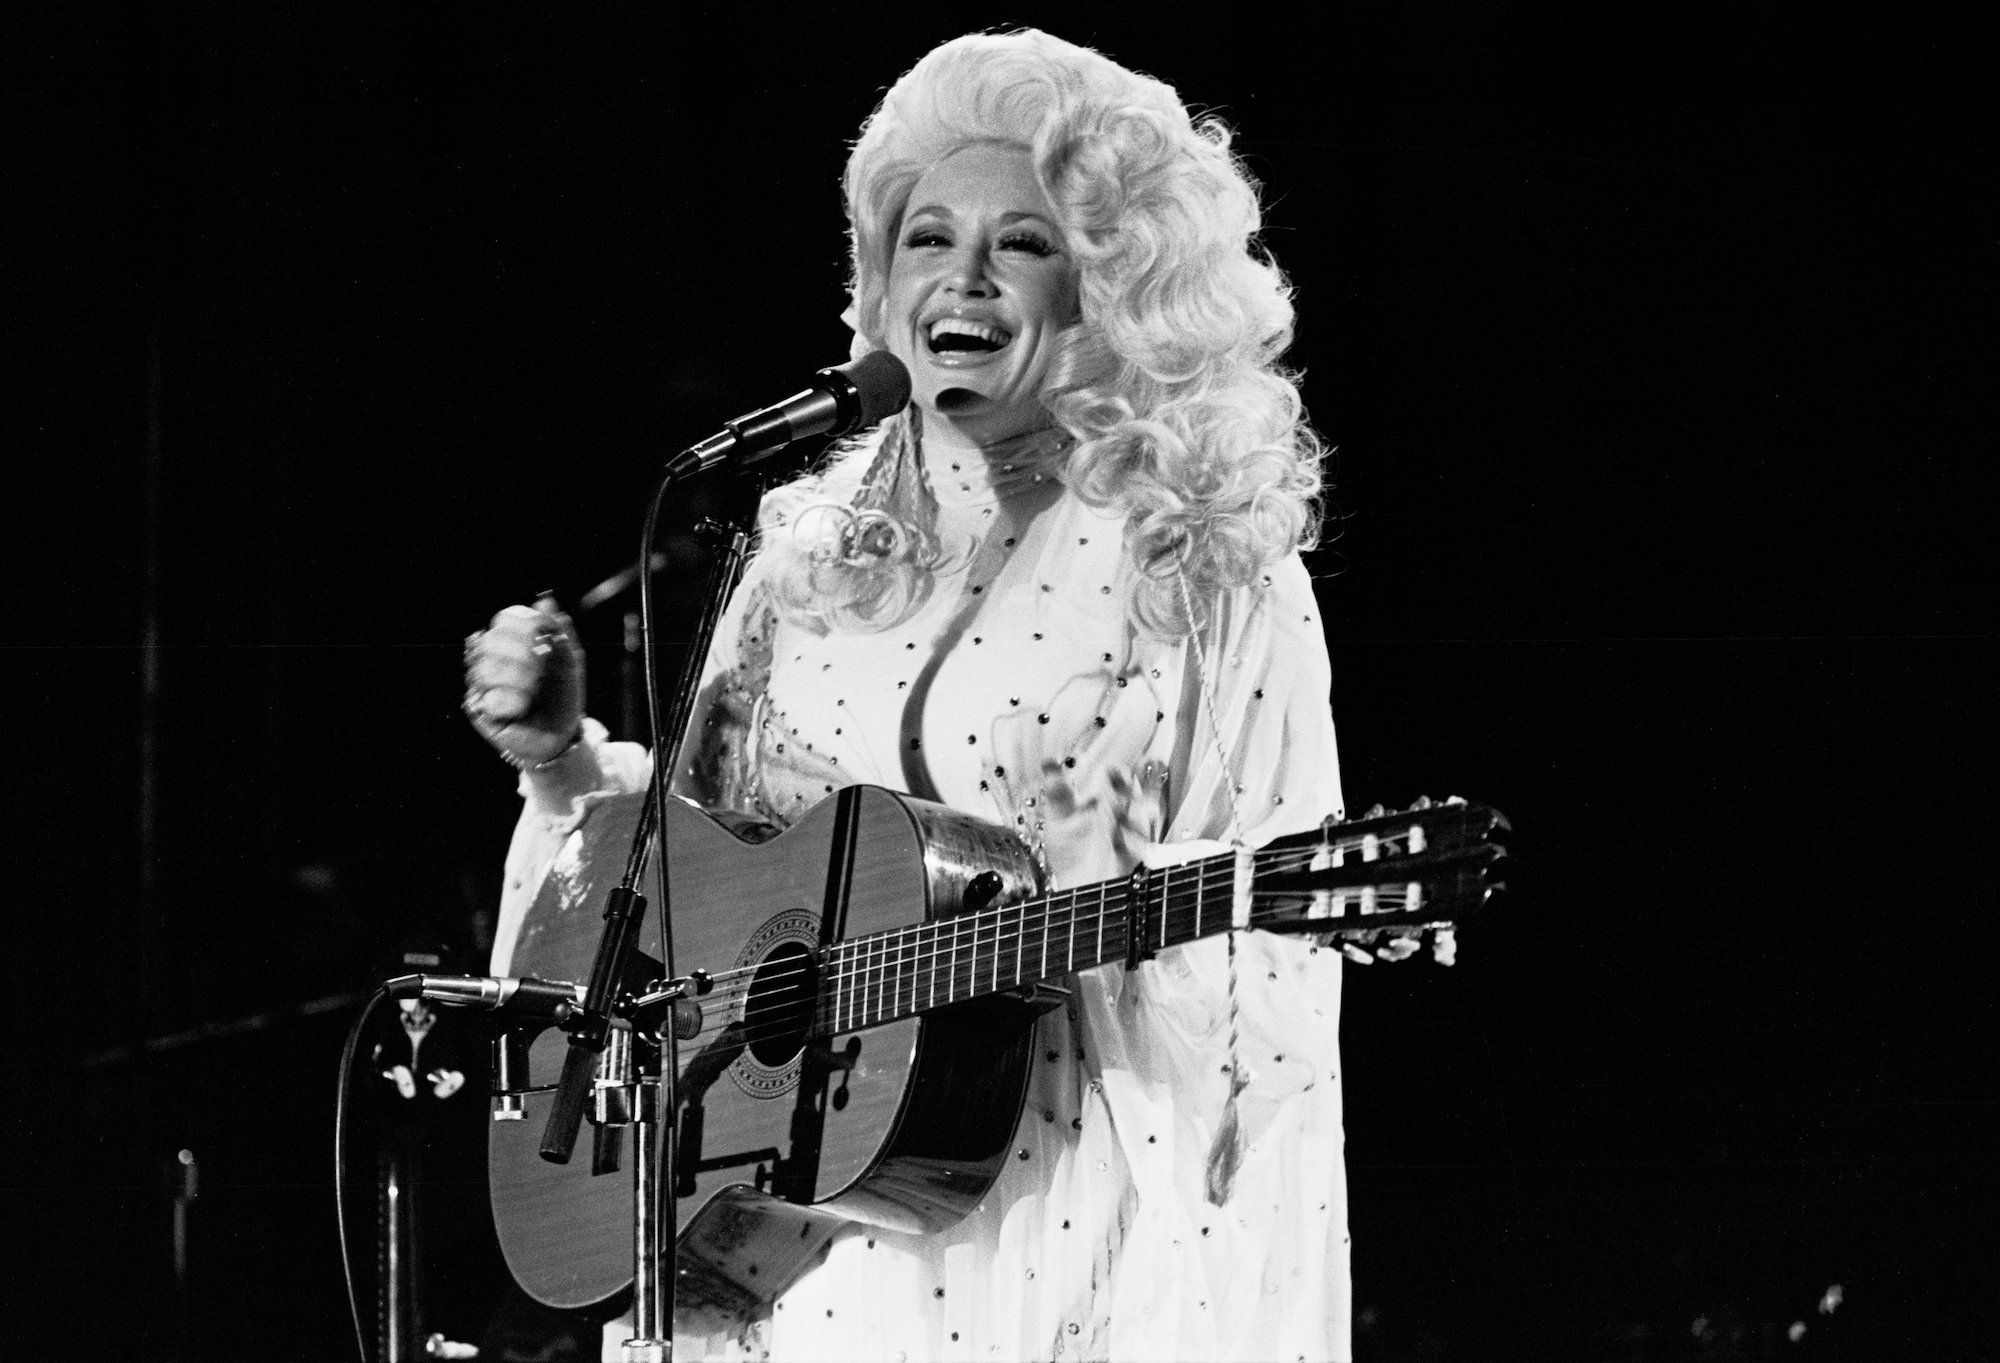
{"left": 838, "top": 350, "right": 912, "bottom": 427}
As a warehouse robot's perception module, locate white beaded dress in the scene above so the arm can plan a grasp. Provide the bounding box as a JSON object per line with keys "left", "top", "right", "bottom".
{"left": 493, "top": 428, "right": 1353, "bottom": 1362}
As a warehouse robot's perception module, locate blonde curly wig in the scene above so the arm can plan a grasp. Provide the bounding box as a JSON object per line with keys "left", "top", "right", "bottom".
{"left": 758, "top": 28, "right": 1327, "bottom": 637}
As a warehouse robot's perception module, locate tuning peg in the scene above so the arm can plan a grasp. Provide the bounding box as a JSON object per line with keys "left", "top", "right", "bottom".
{"left": 1444, "top": 795, "right": 1467, "bottom": 806}
{"left": 1374, "top": 935, "right": 1421, "bottom": 962}
{"left": 1362, "top": 803, "right": 1386, "bottom": 819}
{"left": 1431, "top": 927, "right": 1457, "bottom": 966}
{"left": 1408, "top": 795, "right": 1433, "bottom": 811}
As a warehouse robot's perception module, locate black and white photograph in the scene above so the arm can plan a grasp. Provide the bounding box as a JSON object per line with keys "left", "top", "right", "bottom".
{"left": 5, "top": 4, "right": 1990, "bottom": 1360}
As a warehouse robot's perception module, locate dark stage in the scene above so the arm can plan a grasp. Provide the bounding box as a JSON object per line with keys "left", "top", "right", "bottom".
{"left": 5, "top": 4, "right": 1991, "bottom": 1359}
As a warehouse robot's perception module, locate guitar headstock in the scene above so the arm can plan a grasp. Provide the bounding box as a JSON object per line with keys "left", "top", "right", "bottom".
{"left": 1252, "top": 797, "right": 1509, "bottom": 964}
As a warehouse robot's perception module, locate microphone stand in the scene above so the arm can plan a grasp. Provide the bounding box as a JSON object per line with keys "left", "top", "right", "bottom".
{"left": 537, "top": 470, "right": 755, "bottom": 1362}
{"left": 527, "top": 354, "right": 903, "bottom": 1359}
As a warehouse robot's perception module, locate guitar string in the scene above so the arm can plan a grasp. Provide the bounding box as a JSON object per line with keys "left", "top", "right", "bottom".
{"left": 684, "top": 889, "right": 1435, "bottom": 1053}
{"left": 617, "top": 808, "right": 1472, "bottom": 1052}
{"left": 666, "top": 861, "right": 1440, "bottom": 1053}
{"left": 683, "top": 847, "right": 1424, "bottom": 1020}
{"left": 669, "top": 838, "right": 1437, "bottom": 1027}
{"left": 675, "top": 838, "right": 1327, "bottom": 1008}
{"left": 690, "top": 884, "right": 1436, "bottom": 1055}
{"left": 667, "top": 818, "right": 1428, "bottom": 996}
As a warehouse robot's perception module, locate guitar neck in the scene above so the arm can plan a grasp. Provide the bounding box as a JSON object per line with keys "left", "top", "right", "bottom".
{"left": 812, "top": 817, "right": 1471, "bottom": 1035}
{"left": 818, "top": 876, "right": 1142, "bottom": 1035}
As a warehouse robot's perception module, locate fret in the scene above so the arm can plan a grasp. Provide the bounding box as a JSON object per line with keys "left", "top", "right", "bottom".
{"left": 883, "top": 929, "right": 898, "bottom": 1025}
{"left": 884, "top": 923, "right": 900, "bottom": 1019}
{"left": 952, "top": 915, "right": 964, "bottom": 999}
{"left": 990, "top": 904, "right": 1004, "bottom": 994}
{"left": 943, "top": 914, "right": 958, "bottom": 1004}
{"left": 959, "top": 910, "right": 975, "bottom": 1001}
{"left": 964, "top": 907, "right": 977, "bottom": 1003}
{"left": 821, "top": 948, "right": 835, "bottom": 1034}
{"left": 1018, "top": 902, "right": 1030, "bottom": 988}
{"left": 961, "top": 911, "right": 978, "bottom": 1001}
{"left": 832, "top": 943, "right": 850, "bottom": 1034}
{"left": 1039, "top": 891, "right": 1050, "bottom": 983}
{"left": 855, "top": 935, "right": 871, "bottom": 1030}
{"left": 1094, "top": 881, "right": 1105, "bottom": 966}
{"left": 872, "top": 927, "right": 894, "bottom": 1025}
{"left": 819, "top": 946, "right": 836, "bottom": 1034}
{"left": 1158, "top": 864, "right": 1171, "bottom": 952}
{"left": 900, "top": 923, "right": 916, "bottom": 1019}
{"left": 938, "top": 915, "right": 952, "bottom": 1005}
{"left": 1152, "top": 859, "right": 1168, "bottom": 955}
{"left": 857, "top": 936, "right": 872, "bottom": 1030}
{"left": 928, "top": 921, "right": 941, "bottom": 1010}
{"left": 937, "top": 918, "right": 951, "bottom": 1005}
{"left": 870, "top": 932, "right": 886, "bottom": 1027}
{"left": 895, "top": 921, "right": 915, "bottom": 1021}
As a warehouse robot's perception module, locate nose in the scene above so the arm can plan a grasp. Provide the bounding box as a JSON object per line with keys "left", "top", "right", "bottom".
{"left": 942, "top": 241, "right": 996, "bottom": 297}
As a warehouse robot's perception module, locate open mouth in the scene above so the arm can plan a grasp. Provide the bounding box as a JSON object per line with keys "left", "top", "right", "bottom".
{"left": 927, "top": 317, "right": 1012, "bottom": 354}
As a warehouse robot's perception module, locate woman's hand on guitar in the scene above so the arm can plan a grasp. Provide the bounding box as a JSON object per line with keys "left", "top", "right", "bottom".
{"left": 463, "top": 597, "right": 586, "bottom": 768}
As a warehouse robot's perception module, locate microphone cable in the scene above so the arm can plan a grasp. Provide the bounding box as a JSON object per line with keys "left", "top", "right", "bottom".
{"left": 334, "top": 984, "right": 393, "bottom": 1363}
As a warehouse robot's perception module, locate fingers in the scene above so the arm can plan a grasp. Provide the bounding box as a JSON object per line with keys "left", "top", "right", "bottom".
{"left": 462, "top": 599, "right": 587, "bottom": 761}
{"left": 466, "top": 603, "right": 580, "bottom": 714}
{"left": 1320, "top": 927, "right": 1432, "bottom": 959}
{"left": 533, "top": 594, "right": 583, "bottom": 666}
{"left": 463, "top": 609, "right": 541, "bottom": 723}
{"left": 1374, "top": 937, "right": 1421, "bottom": 963}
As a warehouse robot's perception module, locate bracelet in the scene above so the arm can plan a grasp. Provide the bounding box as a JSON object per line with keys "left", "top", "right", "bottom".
{"left": 503, "top": 725, "right": 586, "bottom": 773}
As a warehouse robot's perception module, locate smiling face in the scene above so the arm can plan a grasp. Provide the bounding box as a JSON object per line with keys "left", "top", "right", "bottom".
{"left": 880, "top": 142, "right": 1078, "bottom": 445}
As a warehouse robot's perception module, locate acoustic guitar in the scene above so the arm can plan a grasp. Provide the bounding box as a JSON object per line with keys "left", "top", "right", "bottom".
{"left": 491, "top": 784, "right": 1506, "bottom": 1322}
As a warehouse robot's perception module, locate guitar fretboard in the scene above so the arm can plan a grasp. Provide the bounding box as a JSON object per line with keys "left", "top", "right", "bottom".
{"left": 812, "top": 841, "right": 1431, "bottom": 1035}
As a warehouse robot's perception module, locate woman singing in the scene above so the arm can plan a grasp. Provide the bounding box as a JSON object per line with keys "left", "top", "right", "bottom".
{"left": 467, "top": 29, "right": 1366, "bottom": 1362}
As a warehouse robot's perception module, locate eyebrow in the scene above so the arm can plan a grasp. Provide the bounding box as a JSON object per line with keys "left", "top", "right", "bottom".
{"left": 903, "top": 206, "right": 1056, "bottom": 228}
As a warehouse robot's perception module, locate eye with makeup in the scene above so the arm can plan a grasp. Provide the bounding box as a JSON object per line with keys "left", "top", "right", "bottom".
{"left": 898, "top": 225, "right": 1060, "bottom": 257}
{"left": 998, "top": 230, "right": 1058, "bottom": 257}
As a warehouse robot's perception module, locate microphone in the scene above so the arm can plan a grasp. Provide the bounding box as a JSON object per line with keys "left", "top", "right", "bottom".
{"left": 385, "top": 973, "right": 583, "bottom": 1022}
{"left": 666, "top": 351, "right": 911, "bottom": 478}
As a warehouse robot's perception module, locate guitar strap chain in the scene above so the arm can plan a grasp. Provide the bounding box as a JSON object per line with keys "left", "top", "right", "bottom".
{"left": 1175, "top": 565, "right": 1254, "bottom": 1207}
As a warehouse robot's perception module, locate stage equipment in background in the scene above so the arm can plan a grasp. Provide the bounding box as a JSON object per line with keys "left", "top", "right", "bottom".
{"left": 338, "top": 945, "right": 487, "bottom": 1363}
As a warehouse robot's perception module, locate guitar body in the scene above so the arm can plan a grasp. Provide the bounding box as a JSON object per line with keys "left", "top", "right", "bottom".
{"left": 488, "top": 780, "right": 1509, "bottom": 1326}
{"left": 490, "top": 785, "right": 1046, "bottom": 1321}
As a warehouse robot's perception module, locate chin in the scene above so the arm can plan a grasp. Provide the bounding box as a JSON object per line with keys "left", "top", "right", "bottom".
{"left": 938, "top": 385, "right": 1045, "bottom": 427}
{"left": 933, "top": 385, "right": 998, "bottom": 416}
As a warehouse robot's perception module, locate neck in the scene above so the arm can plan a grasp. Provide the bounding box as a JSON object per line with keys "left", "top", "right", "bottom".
{"left": 915, "top": 407, "right": 1064, "bottom": 506}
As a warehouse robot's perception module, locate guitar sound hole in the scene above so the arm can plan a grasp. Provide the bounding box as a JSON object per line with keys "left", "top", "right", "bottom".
{"left": 745, "top": 942, "right": 818, "bottom": 1067}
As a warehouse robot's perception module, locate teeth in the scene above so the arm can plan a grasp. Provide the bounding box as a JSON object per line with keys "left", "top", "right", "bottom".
{"left": 928, "top": 317, "right": 1012, "bottom": 347}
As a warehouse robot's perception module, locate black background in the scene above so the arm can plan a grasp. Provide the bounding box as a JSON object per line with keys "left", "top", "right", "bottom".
{"left": 4, "top": 3, "right": 1990, "bottom": 1359}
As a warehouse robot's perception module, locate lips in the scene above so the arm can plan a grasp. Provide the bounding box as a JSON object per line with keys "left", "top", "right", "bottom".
{"left": 927, "top": 317, "right": 1012, "bottom": 354}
